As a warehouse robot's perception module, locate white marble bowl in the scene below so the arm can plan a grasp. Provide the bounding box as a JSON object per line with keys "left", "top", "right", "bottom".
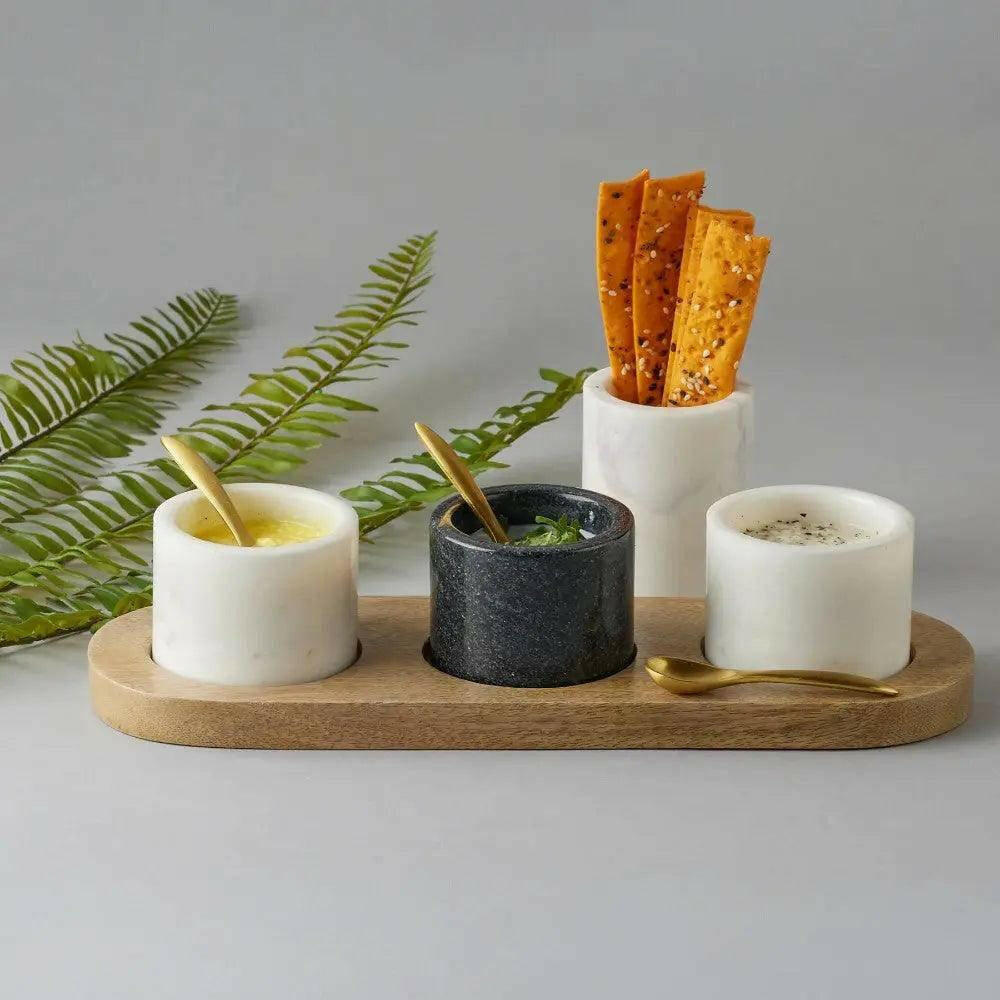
{"left": 152, "top": 483, "right": 358, "bottom": 686}
{"left": 582, "top": 366, "right": 752, "bottom": 596}
{"left": 705, "top": 485, "right": 914, "bottom": 680}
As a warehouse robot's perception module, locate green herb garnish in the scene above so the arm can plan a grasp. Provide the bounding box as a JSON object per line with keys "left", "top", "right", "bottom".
{"left": 510, "top": 515, "right": 584, "bottom": 547}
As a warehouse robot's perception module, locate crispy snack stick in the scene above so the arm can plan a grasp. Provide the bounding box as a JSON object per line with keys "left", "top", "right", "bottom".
{"left": 631, "top": 170, "right": 706, "bottom": 405}
{"left": 667, "top": 205, "right": 755, "bottom": 389}
{"left": 596, "top": 169, "right": 648, "bottom": 402}
{"left": 664, "top": 219, "right": 770, "bottom": 407}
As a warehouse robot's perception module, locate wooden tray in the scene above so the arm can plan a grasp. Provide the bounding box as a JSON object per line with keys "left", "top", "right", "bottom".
{"left": 88, "top": 598, "right": 973, "bottom": 750}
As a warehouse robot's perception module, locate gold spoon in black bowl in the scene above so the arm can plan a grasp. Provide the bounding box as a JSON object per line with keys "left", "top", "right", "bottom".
{"left": 414, "top": 422, "right": 509, "bottom": 544}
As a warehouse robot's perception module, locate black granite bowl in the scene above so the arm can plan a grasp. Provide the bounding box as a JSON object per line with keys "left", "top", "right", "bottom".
{"left": 427, "top": 484, "right": 635, "bottom": 687}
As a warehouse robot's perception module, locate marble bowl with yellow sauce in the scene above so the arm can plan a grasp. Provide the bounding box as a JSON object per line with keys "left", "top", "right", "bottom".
{"left": 152, "top": 483, "right": 358, "bottom": 686}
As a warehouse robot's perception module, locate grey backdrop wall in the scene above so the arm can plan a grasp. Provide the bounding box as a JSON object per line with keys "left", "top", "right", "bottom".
{"left": 2, "top": 2, "right": 998, "bottom": 998}
{"left": 2, "top": 0, "right": 996, "bottom": 608}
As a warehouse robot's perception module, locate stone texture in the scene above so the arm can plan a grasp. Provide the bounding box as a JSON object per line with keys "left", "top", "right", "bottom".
{"left": 582, "top": 367, "right": 752, "bottom": 596}
{"left": 428, "top": 484, "right": 635, "bottom": 687}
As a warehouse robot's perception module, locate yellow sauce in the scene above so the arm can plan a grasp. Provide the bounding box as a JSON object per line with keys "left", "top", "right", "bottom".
{"left": 192, "top": 518, "right": 325, "bottom": 547}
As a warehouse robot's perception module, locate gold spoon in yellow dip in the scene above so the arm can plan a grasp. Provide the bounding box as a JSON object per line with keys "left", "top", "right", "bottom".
{"left": 414, "top": 422, "right": 509, "bottom": 544}
{"left": 161, "top": 435, "right": 254, "bottom": 547}
{"left": 645, "top": 655, "right": 898, "bottom": 696}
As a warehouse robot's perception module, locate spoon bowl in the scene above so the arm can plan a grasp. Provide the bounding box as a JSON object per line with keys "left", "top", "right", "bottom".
{"left": 645, "top": 655, "right": 898, "bottom": 696}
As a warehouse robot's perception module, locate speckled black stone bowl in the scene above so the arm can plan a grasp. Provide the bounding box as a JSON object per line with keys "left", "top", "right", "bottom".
{"left": 427, "top": 484, "right": 635, "bottom": 687}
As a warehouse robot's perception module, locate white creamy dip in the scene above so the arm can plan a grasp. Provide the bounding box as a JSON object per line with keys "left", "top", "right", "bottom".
{"left": 743, "top": 515, "right": 872, "bottom": 546}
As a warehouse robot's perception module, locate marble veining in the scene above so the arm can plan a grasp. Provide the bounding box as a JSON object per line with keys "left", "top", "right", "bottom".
{"left": 582, "top": 367, "right": 752, "bottom": 596}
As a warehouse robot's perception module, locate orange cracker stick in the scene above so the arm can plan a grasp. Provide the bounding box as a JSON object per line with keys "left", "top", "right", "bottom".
{"left": 596, "top": 169, "right": 648, "bottom": 403}
{"left": 631, "top": 170, "right": 705, "bottom": 405}
{"left": 664, "top": 219, "right": 770, "bottom": 407}
{"left": 667, "top": 204, "right": 755, "bottom": 390}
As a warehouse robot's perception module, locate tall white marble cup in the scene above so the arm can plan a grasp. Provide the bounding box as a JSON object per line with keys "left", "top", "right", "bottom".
{"left": 152, "top": 483, "right": 358, "bottom": 686}
{"left": 582, "top": 366, "right": 752, "bottom": 596}
{"left": 706, "top": 486, "right": 914, "bottom": 680}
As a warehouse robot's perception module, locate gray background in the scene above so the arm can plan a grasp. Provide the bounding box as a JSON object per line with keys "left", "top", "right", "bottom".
{"left": 2, "top": 1, "right": 998, "bottom": 997}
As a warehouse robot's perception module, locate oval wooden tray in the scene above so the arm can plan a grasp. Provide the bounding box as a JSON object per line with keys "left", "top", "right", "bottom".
{"left": 88, "top": 598, "right": 973, "bottom": 750}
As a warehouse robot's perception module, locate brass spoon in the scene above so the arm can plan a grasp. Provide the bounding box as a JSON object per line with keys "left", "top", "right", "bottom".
{"left": 645, "top": 655, "right": 898, "bottom": 697}
{"left": 414, "top": 422, "right": 509, "bottom": 544}
{"left": 161, "top": 435, "right": 254, "bottom": 547}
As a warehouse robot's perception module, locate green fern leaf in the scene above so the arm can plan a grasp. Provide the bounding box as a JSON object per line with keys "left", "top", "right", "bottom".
{"left": 0, "top": 570, "right": 153, "bottom": 646}
{"left": 0, "top": 290, "right": 239, "bottom": 518}
{"left": 344, "top": 367, "right": 595, "bottom": 535}
{"left": 0, "top": 235, "right": 436, "bottom": 595}
{"left": 178, "top": 232, "right": 435, "bottom": 480}
{"left": 0, "top": 366, "right": 592, "bottom": 648}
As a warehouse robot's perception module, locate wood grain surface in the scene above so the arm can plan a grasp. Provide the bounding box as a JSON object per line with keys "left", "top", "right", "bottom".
{"left": 88, "top": 598, "right": 973, "bottom": 750}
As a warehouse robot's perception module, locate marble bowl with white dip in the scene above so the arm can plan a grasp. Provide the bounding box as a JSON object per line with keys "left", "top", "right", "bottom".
{"left": 705, "top": 485, "right": 914, "bottom": 680}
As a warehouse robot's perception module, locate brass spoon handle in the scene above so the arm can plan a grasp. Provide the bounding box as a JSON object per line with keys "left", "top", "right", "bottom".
{"left": 645, "top": 656, "right": 898, "bottom": 697}
{"left": 732, "top": 670, "right": 898, "bottom": 696}
{"left": 161, "top": 435, "right": 254, "bottom": 547}
{"left": 414, "top": 422, "right": 509, "bottom": 544}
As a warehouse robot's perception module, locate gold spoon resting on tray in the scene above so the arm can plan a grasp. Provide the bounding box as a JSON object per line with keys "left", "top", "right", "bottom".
{"left": 161, "top": 435, "right": 254, "bottom": 547}
{"left": 645, "top": 656, "right": 899, "bottom": 697}
{"left": 414, "top": 422, "right": 510, "bottom": 544}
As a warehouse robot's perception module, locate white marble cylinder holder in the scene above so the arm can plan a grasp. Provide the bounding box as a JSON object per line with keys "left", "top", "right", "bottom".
{"left": 705, "top": 485, "right": 914, "bottom": 680}
{"left": 582, "top": 366, "right": 752, "bottom": 597}
{"left": 152, "top": 483, "right": 359, "bottom": 686}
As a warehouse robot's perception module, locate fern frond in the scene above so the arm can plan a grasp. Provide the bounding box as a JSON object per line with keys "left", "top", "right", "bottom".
{"left": 343, "top": 367, "right": 595, "bottom": 535}
{"left": 0, "top": 290, "right": 238, "bottom": 518}
{"left": 0, "top": 571, "right": 152, "bottom": 646}
{"left": 183, "top": 233, "right": 435, "bottom": 479}
{"left": 0, "top": 236, "right": 435, "bottom": 596}
{"left": 0, "top": 365, "right": 592, "bottom": 648}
